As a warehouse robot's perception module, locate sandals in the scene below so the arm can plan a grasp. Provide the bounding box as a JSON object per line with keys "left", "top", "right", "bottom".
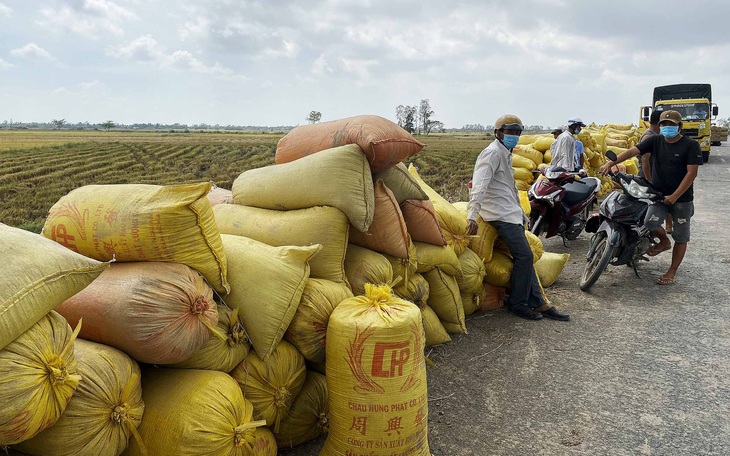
{"left": 647, "top": 244, "right": 671, "bottom": 257}
{"left": 656, "top": 276, "right": 676, "bottom": 285}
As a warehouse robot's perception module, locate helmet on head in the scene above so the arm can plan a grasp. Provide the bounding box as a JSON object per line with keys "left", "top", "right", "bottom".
{"left": 494, "top": 114, "right": 523, "bottom": 132}
{"left": 567, "top": 117, "right": 586, "bottom": 128}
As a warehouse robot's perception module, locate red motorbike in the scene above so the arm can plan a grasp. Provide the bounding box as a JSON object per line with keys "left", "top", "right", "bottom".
{"left": 527, "top": 167, "right": 601, "bottom": 241}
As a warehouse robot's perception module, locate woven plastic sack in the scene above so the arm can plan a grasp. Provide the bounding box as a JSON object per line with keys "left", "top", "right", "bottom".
{"left": 535, "top": 252, "right": 571, "bottom": 287}
{"left": 422, "top": 304, "right": 451, "bottom": 346}
{"left": 0, "top": 311, "right": 80, "bottom": 445}
{"left": 56, "top": 262, "right": 219, "bottom": 365}
{"left": 322, "top": 284, "right": 430, "bottom": 456}
{"left": 456, "top": 248, "right": 486, "bottom": 297}
{"left": 15, "top": 339, "right": 144, "bottom": 456}
{"left": 207, "top": 185, "right": 233, "bottom": 206}
{"left": 512, "top": 153, "right": 537, "bottom": 170}
{"left": 392, "top": 273, "right": 450, "bottom": 347}
{"left": 0, "top": 223, "right": 107, "bottom": 351}
{"left": 124, "top": 367, "right": 276, "bottom": 456}
{"left": 480, "top": 283, "right": 507, "bottom": 311}
{"left": 532, "top": 135, "right": 555, "bottom": 153}
{"left": 230, "top": 340, "right": 307, "bottom": 433}
{"left": 513, "top": 145, "right": 544, "bottom": 168}
{"left": 414, "top": 241, "right": 462, "bottom": 277}
{"left": 275, "top": 115, "right": 425, "bottom": 173}
{"left": 233, "top": 144, "right": 375, "bottom": 232}
{"left": 518, "top": 190, "right": 531, "bottom": 215}
{"left": 517, "top": 134, "right": 540, "bottom": 145}
{"left": 214, "top": 204, "right": 349, "bottom": 286}
{"left": 467, "top": 216, "right": 499, "bottom": 264}
{"left": 494, "top": 230, "right": 543, "bottom": 264}
{"left": 41, "top": 183, "right": 229, "bottom": 294}
{"left": 274, "top": 371, "right": 329, "bottom": 448}
{"left": 515, "top": 180, "right": 531, "bottom": 191}
{"left": 401, "top": 199, "right": 447, "bottom": 246}
{"left": 221, "top": 234, "right": 319, "bottom": 361}
{"left": 513, "top": 167, "right": 533, "bottom": 182}
{"left": 169, "top": 305, "right": 251, "bottom": 372}
{"left": 349, "top": 180, "right": 410, "bottom": 259}
{"left": 344, "top": 244, "right": 394, "bottom": 296}
{"left": 460, "top": 292, "right": 480, "bottom": 316}
{"left": 624, "top": 157, "right": 639, "bottom": 175}
{"left": 408, "top": 164, "right": 469, "bottom": 255}
{"left": 383, "top": 238, "right": 418, "bottom": 295}
{"left": 605, "top": 137, "right": 628, "bottom": 148}
{"left": 484, "top": 251, "right": 512, "bottom": 288}
{"left": 372, "top": 162, "right": 428, "bottom": 203}
{"left": 423, "top": 268, "right": 466, "bottom": 334}
{"left": 285, "top": 279, "right": 354, "bottom": 364}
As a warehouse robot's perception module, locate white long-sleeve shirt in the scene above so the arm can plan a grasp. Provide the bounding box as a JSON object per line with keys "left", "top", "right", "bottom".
{"left": 550, "top": 130, "right": 576, "bottom": 170}
{"left": 467, "top": 140, "right": 524, "bottom": 225}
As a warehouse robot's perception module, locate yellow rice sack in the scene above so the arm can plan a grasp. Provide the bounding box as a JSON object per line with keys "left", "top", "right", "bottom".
{"left": 624, "top": 157, "right": 639, "bottom": 175}
{"left": 423, "top": 267, "right": 466, "bottom": 334}
{"left": 494, "top": 230, "right": 543, "bottom": 264}
{"left": 322, "top": 284, "right": 430, "bottom": 456}
{"left": 285, "top": 279, "right": 354, "bottom": 364}
{"left": 515, "top": 180, "right": 532, "bottom": 191}
{"left": 0, "top": 223, "right": 106, "bottom": 351}
{"left": 484, "top": 251, "right": 513, "bottom": 288}
{"left": 460, "top": 292, "right": 481, "bottom": 316}
{"left": 221, "top": 234, "right": 319, "bottom": 361}
{"left": 518, "top": 190, "right": 531, "bottom": 215}
{"left": 535, "top": 252, "right": 571, "bottom": 287}
{"left": 41, "top": 183, "right": 229, "bottom": 294}
{"left": 124, "top": 367, "right": 276, "bottom": 456}
{"left": 513, "top": 145, "right": 543, "bottom": 168}
{"left": 213, "top": 204, "right": 350, "bottom": 286}
{"left": 345, "top": 244, "right": 394, "bottom": 296}
{"left": 0, "top": 311, "right": 80, "bottom": 446}
{"left": 422, "top": 304, "right": 451, "bottom": 346}
{"left": 383, "top": 238, "right": 418, "bottom": 296}
{"left": 233, "top": 144, "right": 375, "bottom": 232}
{"left": 512, "top": 153, "right": 537, "bottom": 171}
{"left": 532, "top": 135, "right": 555, "bottom": 152}
{"left": 230, "top": 340, "right": 307, "bottom": 433}
{"left": 169, "top": 305, "right": 250, "bottom": 372}
{"left": 393, "top": 273, "right": 451, "bottom": 347}
{"left": 349, "top": 179, "right": 410, "bottom": 259}
{"left": 513, "top": 167, "right": 533, "bottom": 183}
{"left": 456, "top": 248, "right": 486, "bottom": 297}
{"left": 15, "top": 339, "right": 144, "bottom": 456}
{"left": 468, "top": 216, "right": 499, "bottom": 263}
{"left": 408, "top": 164, "right": 469, "bottom": 255}
{"left": 414, "top": 241, "right": 462, "bottom": 277}
{"left": 372, "top": 162, "right": 428, "bottom": 204}
{"left": 517, "top": 134, "right": 541, "bottom": 145}
{"left": 207, "top": 185, "right": 233, "bottom": 206}
{"left": 274, "top": 371, "right": 329, "bottom": 448}
{"left": 543, "top": 148, "right": 552, "bottom": 164}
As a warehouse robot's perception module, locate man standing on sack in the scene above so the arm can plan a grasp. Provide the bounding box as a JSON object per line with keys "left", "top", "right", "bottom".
{"left": 466, "top": 114, "right": 569, "bottom": 321}
{"left": 600, "top": 110, "right": 700, "bottom": 285}
{"left": 550, "top": 117, "right": 586, "bottom": 170}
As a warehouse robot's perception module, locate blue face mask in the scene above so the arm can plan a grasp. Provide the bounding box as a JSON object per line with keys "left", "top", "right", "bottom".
{"left": 573, "top": 128, "right": 582, "bottom": 135}
{"left": 660, "top": 125, "right": 679, "bottom": 138}
{"left": 502, "top": 134, "right": 519, "bottom": 149}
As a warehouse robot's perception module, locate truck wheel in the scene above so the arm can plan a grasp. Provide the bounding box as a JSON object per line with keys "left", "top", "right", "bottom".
{"left": 702, "top": 150, "right": 709, "bottom": 163}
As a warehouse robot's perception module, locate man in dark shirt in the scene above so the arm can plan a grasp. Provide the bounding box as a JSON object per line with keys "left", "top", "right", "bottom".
{"left": 600, "top": 110, "right": 701, "bottom": 285}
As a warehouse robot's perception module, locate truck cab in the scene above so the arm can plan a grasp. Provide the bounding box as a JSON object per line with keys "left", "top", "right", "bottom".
{"left": 639, "top": 84, "right": 718, "bottom": 163}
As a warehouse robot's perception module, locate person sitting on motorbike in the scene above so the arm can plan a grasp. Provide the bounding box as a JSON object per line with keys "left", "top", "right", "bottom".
{"left": 551, "top": 117, "right": 586, "bottom": 171}
{"left": 466, "top": 114, "right": 569, "bottom": 321}
{"left": 599, "top": 110, "right": 701, "bottom": 285}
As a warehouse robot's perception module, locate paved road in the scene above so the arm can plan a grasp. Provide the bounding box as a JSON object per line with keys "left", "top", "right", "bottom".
{"left": 282, "top": 144, "right": 730, "bottom": 456}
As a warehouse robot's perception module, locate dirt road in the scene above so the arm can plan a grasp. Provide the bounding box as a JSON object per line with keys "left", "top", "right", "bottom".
{"left": 282, "top": 144, "right": 730, "bottom": 456}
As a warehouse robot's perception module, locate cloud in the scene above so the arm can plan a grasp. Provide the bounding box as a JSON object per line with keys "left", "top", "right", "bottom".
{"left": 109, "top": 35, "right": 235, "bottom": 76}
{"left": 0, "top": 57, "right": 13, "bottom": 69}
{"left": 38, "top": 0, "right": 137, "bottom": 38}
{"left": 52, "top": 80, "right": 107, "bottom": 96}
{"left": 10, "top": 43, "right": 55, "bottom": 61}
{"left": 0, "top": 3, "right": 11, "bottom": 17}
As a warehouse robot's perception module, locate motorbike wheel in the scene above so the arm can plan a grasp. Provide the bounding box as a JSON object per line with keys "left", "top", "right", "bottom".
{"left": 579, "top": 233, "right": 614, "bottom": 291}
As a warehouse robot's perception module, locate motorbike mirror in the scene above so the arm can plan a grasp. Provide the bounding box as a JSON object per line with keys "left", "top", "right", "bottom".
{"left": 606, "top": 150, "right": 618, "bottom": 161}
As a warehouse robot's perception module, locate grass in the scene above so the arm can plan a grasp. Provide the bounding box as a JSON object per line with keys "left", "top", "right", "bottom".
{"left": 0, "top": 130, "right": 492, "bottom": 232}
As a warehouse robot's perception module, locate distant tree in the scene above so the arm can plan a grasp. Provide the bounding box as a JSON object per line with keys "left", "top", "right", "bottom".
{"left": 51, "top": 119, "right": 66, "bottom": 130}
{"left": 717, "top": 117, "right": 730, "bottom": 127}
{"left": 306, "top": 111, "right": 322, "bottom": 124}
{"left": 462, "top": 123, "right": 486, "bottom": 132}
{"left": 396, "top": 105, "right": 406, "bottom": 127}
{"left": 418, "top": 99, "right": 440, "bottom": 135}
{"left": 395, "top": 105, "right": 417, "bottom": 133}
{"left": 100, "top": 120, "right": 116, "bottom": 131}
{"left": 429, "top": 121, "right": 445, "bottom": 133}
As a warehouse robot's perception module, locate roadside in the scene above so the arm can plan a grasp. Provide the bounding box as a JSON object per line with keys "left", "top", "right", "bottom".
{"left": 282, "top": 144, "right": 730, "bottom": 456}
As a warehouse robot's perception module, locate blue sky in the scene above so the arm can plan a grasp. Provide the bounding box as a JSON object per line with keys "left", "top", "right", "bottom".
{"left": 1, "top": 0, "right": 728, "bottom": 129}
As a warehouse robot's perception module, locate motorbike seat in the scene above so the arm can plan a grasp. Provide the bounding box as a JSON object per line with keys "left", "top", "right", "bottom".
{"left": 562, "top": 179, "right": 598, "bottom": 206}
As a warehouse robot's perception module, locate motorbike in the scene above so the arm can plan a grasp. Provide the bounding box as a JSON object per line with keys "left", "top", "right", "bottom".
{"left": 527, "top": 167, "right": 601, "bottom": 242}
{"left": 579, "top": 150, "right": 664, "bottom": 291}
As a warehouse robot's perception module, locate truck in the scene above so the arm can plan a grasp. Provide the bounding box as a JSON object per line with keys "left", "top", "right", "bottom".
{"left": 639, "top": 83, "right": 718, "bottom": 163}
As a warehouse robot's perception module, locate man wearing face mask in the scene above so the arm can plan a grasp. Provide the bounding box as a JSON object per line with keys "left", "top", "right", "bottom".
{"left": 550, "top": 117, "right": 586, "bottom": 170}
{"left": 466, "top": 114, "right": 569, "bottom": 321}
{"left": 599, "top": 110, "right": 701, "bottom": 285}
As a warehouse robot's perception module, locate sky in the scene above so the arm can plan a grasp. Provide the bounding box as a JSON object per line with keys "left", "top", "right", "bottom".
{"left": 1, "top": 0, "right": 729, "bottom": 129}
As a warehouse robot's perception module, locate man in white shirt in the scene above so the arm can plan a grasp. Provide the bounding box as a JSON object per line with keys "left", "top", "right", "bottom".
{"left": 551, "top": 117, "right": 586, "bottom": 170}
{"left": 466, "top": 114, "right": 569, "bottom": 321}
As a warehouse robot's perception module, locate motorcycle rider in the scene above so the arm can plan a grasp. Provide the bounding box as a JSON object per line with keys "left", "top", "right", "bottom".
{"left": 599, "top": 110, "right": 701, "bottom": 285}
{"left": 467, "top": 114, "right": 569, "bottom": 321}
{"left": 551, "top": 117, "right": 586, "bottom": 170}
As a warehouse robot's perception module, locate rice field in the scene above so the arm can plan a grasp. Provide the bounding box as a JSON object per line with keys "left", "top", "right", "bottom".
{"left": 0, "top": 130, "right": 492, "bottom": 232}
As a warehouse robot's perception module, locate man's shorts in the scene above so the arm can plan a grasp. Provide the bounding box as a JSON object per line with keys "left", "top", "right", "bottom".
{"left": 644, "top": 201, "right": 694, "bottom": 243}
